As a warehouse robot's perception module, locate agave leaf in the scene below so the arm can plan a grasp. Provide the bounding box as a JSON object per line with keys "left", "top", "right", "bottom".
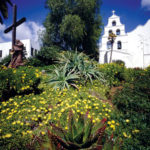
{"left": 77, "top": 114, "right": 84, "bottom": 132}
{"left": 73, "top": 130, "right": 84, "bottom": 144}
{"left": 54, "top": 69, "right": 60, "bottom": 77}
{"left": 88, "top": 145, "right": 103, "bottom": 150}
{"left": 82, "top": 118, "right": 93, "bottom": 143}
{"left": 68, "top": 110, "right": 74, "bottom": 142}
{"left": 92, "top": 125, "right": 107, "bottom": 143}
{"left": 50, "top": 123, "right": 69, "bottom": 141}
{"left": 47, "top": 130, "right": 70, "bottom": 149}
{"left": 72, "top": 119, "right": 78, "bottom": 140}
{"left": 67, "top": 141, "right": 81, "bottom": 149}
{"left": 92, "top": 118, "right": 107, "bottom": 134}
{"left": 81, "top": 125, "right": 107, "bottom": 149}
{"left": 103, "top": 142, "right": 113, "bottom": 150}
{"left": 87, "top": 73, "right": 93, "bottom": 84}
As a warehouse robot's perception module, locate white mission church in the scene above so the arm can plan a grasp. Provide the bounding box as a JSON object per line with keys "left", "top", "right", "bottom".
{"left": 99, "top": 11, "right": 150, "bottom": 68}
{"left": 0, "top": 39, "right": 40, "bottom": 62}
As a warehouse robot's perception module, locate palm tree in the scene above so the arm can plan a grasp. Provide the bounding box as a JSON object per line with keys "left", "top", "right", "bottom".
{"left": 108, "top": 32, "right": 116, "bottom": 63}
{"left": 0, "top": 0, "right": 12, "bottom": 24}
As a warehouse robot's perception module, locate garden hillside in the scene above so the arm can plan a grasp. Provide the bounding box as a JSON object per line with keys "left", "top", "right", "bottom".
{"left": 0, "top": 51, "right": 150, "bottom": 150}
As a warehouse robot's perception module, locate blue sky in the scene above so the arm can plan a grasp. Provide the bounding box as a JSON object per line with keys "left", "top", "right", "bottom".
{"left": 101, "top": 0, "right": 150, "bottom": 32}
{"left": 0, "top": 0, "right": 150, "bottom": 43}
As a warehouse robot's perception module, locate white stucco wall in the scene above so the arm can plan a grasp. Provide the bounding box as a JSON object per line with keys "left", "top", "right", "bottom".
{"left": 99, "top": 11, "right": 150, "bottom": 68}
{"left": 127, "top": 20, "right": 150, "bottom": 68}
{"left": 0, "top": 39, "right": 40, "bottom": 61}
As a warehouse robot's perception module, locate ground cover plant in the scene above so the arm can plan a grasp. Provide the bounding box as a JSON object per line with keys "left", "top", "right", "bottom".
{"left": 0, "top": 59, "right": 150, "bottom": 150}
{"left": 0, "top": 68, "right": 123, "bottom": 149}
{"left": 112, "top": 67, "right": 150, "bottom": 150}
{"left": 0, "top": 65, "right": 41, "bottom": 101}
{"left": 97, "top": 63, "right": 125, "bottom": 87}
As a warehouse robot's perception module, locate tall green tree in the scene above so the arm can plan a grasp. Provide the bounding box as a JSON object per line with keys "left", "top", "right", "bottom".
{"left": 43, "top": 0, "right": 103, "bottom": 59}
{"left": 0, "top": 0, "right": 12, "bottom": 24}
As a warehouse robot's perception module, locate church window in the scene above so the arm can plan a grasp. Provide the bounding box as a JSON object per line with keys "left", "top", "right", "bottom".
{"left": 116, "top": 29, "right": 120, "bottom": 35}
{"left": 112, "top": 21, "right": 116, "bottom": 26}
{"left": 31, "top": 47, "right": 34, "bottom": 56}
{"left": 109, "top": 30, "right": 112, "bottom": 34}
{"left": 107, "top": 41, "right": 112, "bottom": 49}
{"left": 117, "top": 41, "right": 122, "bottom": 49}
{"left": 0, "top": 50, "right": 2, "bottom": 57}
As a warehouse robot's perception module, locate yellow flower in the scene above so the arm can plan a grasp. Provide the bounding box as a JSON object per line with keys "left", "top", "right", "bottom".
{"left": 123, "top": 132, "right": 128, "bottom": 137}
{"left": 111, "top": 120, "right": 115, "bottom": 124}
{"left": 110, "top": 124, "right": 115, "bottom": 129}
{"left": 125, "top": 119, "right": 130, "bottom": 123}
{"left": 22, "top": 131, "right": 26, "bottom": 136}
{"left": 132, "top": 129, "right": 140, "bottom": 133}
{"left": 12, "top": 121, "right": 16, "bottom": 125}
{"left": 107, "top": 121, "right": 111, "bottom": 125}
{"left": 65, "top": 126, "right": 68, "bottom": 130}
{"left": 27, "top": 130, "right": 32, "bottom": 134}
{"left": 4, "top": 133, "right": 12, "bottom": 138}
{"left": 41, "top": 131, "right": 45, "bottom": 135}
{"left": 92, "top": 119, "right": 96, "bottom": 123}
{"left": 116, "top": 122, "right": 120, "bottom": 126}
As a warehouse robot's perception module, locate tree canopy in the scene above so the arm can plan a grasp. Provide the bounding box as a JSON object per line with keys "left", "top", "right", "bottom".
{"left": 0, "top": 0, "right": 12, "bottom": 24}
{"left": 43, "top": 0, "right": 103, "bottom": 59}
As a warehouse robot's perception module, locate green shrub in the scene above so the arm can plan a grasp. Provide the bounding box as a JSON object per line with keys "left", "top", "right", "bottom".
{"left": 98, "top": 63, "right": 125, "bottom": 87}
{"left": 112, "top": 69, "right": 150, "bottom": 149}
{"left": 25, "top": 57, "right": 44, "bottom": 67}
{"left": 123, "top": 67, "right": 145, "bottom": 84}
{"left": 0, "top": 55, "right": 11, "bottom": 66}
{"left": 113, "top": 60, "right": 125, "bottom": 66}
{"left": 26, "top": 46, "right": 60, "bottom": 67}
{"left": 0, "top": 66, "right": 41, "bottom": 101}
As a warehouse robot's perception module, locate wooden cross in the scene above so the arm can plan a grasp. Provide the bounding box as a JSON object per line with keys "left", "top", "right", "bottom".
{"left": 4, "top": 4, "right": 26, "bottom": 49}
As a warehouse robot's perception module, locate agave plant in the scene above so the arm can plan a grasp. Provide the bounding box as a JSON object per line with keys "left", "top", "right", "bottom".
{"left": 30, "top": 111, "right": 122, "bottom": 150}
{"left": 58, "top": 51, "right": 89, "bottom": 71}
{"left": 46, "top": 64, "right": 79, "bottom": 90}
{"left": 58, "top": 51, "right": 106, "bottom": 85}
{"left": 78, "top": 62, "right": 106, "bottom": 85}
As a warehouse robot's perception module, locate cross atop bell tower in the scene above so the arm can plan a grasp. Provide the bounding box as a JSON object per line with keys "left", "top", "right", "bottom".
{"left": 112, "top": 10, "right": 115, "bottom": 15}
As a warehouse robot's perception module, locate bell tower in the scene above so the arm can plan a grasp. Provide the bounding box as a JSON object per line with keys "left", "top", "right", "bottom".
{"left": 99, "top": 11, "right": 128, "bottom": 64}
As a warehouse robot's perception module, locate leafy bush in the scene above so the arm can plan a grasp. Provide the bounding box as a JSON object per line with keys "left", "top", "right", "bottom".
{"left": 112, "top": 68, "right": 150, "bottom": 149}
{"left": 123, "top": 67, "right": 145, "bottom": 84}
{"left": 98, "top": 63, "right": 125, "bottom": 87}
{"left": 0, "top": 66, "right": 41, "bottom": 101}
{"left": 26, "top": 46, "right": 60, "bottom": 67}
{"left": 113, "top": 60, "right": 125, "bottom": 67}
{"left": 0, "top": 55, "right": 11, "bottom": 66}
{"left": 25, "top": 57, "right": 44, "bottom": 67}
